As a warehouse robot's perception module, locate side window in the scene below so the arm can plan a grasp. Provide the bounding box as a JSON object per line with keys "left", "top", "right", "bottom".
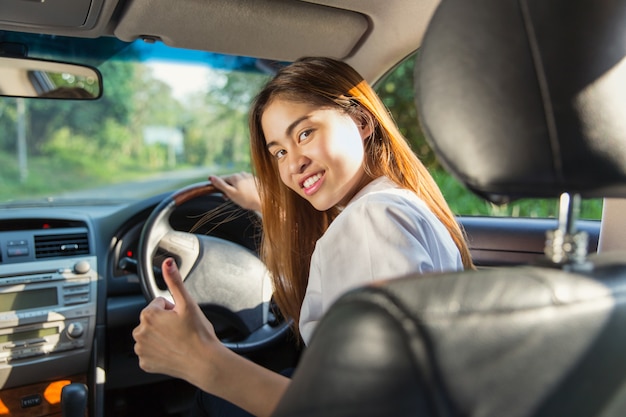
{"left": 376, "top": 52, "right": 602, "bottom": 220}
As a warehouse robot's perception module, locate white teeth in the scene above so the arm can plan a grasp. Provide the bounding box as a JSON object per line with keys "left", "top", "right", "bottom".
{"left": 303, "top": 173, "right": 322, "bottom": 189}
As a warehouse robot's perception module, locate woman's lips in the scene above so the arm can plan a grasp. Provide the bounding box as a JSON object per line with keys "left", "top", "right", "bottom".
{"left": 301, "top": 172, "right": 324, "bottom": 195}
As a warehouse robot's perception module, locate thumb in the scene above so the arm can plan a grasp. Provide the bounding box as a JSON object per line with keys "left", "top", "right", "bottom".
{"left": 161, "top": 258, "right": 194, "bottom": 309}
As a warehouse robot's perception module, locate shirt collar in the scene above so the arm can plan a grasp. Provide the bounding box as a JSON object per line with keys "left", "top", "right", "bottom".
{"left": 346, "top": 176, "right": 398, "bottom": 206}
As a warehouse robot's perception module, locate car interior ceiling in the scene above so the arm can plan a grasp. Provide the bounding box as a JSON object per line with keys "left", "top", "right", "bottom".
{"left": 270, "top": 1, "right": 626, "bottom": 416}
{"left": 0, "top": 0, "right": 439, "bottom": 84}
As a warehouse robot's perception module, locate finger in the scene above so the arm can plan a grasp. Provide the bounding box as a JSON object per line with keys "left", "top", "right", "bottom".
{"left": 149, "top": 296, "right": 175, "bottom": 311}
{"left": 161, "top": 258, "right": 194, "bottom": 308}
{"left": 131, "top": 325, "right": 141, "bottom": 342}
{"left": 209, "top": 175, "right": 235, "bottom": 194}
{"left": 209, "top": 175, "right": 237, "bottom": 201}
{"left": 135, "top": 297, "right": 168, "bottom": 331}
{"left": 162, "top": 297, "right": 176, "bottom": 310}
{"left": 150, "top": 296, "right": 168, "bottom": 309}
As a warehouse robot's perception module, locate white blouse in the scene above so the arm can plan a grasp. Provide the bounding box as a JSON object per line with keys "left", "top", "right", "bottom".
{"left": 299, "top": 176, "right": 464, "bottom": 345}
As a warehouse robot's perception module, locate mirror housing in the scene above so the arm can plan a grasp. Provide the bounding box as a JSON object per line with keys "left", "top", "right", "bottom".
{"left": 0, "top": 56, "right": 102, "bottom": 99}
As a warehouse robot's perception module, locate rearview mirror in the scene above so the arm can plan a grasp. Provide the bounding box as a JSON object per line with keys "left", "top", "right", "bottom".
{"left": 0, "top": 56, "right": 102, "bottom": 99}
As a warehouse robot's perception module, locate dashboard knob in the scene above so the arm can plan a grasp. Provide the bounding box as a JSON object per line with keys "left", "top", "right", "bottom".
{"left": 66, "top": 322, "right": 84, "bottom": 339}
{"left": 73, "top": 260, "right": 91, "bottom": 274}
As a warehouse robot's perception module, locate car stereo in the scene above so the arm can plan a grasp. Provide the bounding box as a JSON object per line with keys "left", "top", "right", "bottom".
{"left": 0, "top": 256, "right": 97, "bottom": 365}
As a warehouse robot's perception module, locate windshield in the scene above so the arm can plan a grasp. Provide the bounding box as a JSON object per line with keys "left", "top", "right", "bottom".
{"left": 0, "top": 32, "right": 278, "bottom": 207}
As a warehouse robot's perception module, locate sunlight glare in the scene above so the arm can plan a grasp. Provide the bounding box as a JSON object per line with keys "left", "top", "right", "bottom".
{"left": 148, "top": 62, "right": 213, "bottom": 100}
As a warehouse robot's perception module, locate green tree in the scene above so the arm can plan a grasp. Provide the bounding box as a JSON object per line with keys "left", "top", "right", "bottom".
{"left": 25, "top": 59, "right": 136, "bottom": 155}
{"left": 377, "top": 55, "right": 440, "bottom": 170}
{"left": 133, "top": 65, "right": 184, "bottom": 127}
{"left": 0, "top": 99, "right": 18, "bottom": 152}
{"left": 182, "top": 69, "right": 269, "bottom": 169}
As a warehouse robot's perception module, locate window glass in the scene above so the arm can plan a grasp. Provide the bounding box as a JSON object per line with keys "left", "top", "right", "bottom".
{"left": 0, "top": 35, "right": 272, "bottom": 205}
{"left": 376, "top": 53, "right": 602, "bottom": 220}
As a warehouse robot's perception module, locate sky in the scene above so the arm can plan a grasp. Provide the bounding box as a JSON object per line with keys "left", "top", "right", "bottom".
{"left": 148, "top": 61, "right": 211, "bottom": 100}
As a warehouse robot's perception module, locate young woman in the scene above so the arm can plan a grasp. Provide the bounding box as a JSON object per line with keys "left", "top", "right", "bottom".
{"left": 132, "top": 57, "right": 474, "bottom": 417}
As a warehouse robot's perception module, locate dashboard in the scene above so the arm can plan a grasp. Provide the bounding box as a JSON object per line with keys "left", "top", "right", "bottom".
{"left": 0, "top": 190, "right": 264, "bottom": 417}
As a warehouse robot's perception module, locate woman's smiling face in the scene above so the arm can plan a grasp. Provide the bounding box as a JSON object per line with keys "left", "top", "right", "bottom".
{"left": 262, "top": 98, "right": 373, "bottom": 211}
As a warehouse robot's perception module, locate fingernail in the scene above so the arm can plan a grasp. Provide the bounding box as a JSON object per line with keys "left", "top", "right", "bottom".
{"left": 165, "top": 258, "right": 173, "bottom": 268}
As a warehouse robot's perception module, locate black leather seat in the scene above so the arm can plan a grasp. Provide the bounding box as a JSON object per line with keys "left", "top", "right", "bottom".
{"left": 271, "top": 1, "right": 626, "bottom": 416}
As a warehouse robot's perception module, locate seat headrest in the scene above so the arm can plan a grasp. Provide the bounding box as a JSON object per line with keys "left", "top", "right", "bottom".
{"left": 414, "top": 0, "right": 626, "bottom": 204}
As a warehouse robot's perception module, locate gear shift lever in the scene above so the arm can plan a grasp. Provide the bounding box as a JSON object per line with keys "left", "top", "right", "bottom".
{"left": 61, "top": 382, "right": 88, "bottom": 417}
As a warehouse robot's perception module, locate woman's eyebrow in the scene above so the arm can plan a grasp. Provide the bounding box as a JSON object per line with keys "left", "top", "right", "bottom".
{"left": 266, "top": 115, "right": 311, "bottom": 149}
{"left": 285, "top": 115, "right": 310, "bottom": 137}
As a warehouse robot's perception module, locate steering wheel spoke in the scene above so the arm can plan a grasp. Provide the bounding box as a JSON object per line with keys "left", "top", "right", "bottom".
{"left": 158, "top": 230, "right": 201, "bottom": 282}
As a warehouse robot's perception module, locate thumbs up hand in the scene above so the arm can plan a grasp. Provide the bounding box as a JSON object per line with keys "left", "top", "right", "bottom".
{"left": 132, "top": 258, "right": 221, "bottom": 382}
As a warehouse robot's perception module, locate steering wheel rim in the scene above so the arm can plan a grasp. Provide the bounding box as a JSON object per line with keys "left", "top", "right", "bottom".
{"left": 137, "top": 181, "right": 291, "bottom": 353}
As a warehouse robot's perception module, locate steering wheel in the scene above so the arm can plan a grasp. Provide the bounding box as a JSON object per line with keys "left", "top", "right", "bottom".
{"left": 137, "top": 181, "right": 291, "bottom": 353}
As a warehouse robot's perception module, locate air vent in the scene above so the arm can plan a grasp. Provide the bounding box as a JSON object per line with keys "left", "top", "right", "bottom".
{"left": 35, "top": 233, "right": 90, "bottom": 259}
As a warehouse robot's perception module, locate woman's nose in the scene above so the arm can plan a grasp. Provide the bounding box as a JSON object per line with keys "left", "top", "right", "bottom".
{"left": 288, "top": 152, "right": 310, "bottom": 174}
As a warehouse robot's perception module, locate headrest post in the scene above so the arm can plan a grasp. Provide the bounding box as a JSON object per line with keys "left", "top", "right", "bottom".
{"left": 544, "top": 193, "right": 589, "bottom": 267}
{"left": 558, "top": 193, "right": 580, "bottom": 235}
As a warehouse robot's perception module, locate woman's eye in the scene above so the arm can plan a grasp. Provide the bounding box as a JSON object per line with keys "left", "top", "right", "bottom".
{"left": 298, "top": 129, "right": 313, "bottom": 142}
{"left": 275, "top": 149, "right": 287, "bottom": 159}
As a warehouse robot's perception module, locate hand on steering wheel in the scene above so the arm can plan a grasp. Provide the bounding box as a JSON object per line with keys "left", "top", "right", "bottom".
{"left": 210, "top": 172, "right": 261, "bottom": 213}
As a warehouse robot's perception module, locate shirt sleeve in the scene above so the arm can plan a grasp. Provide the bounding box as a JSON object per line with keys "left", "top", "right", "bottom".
{"left": 299, "top": 191, "right": 463, "bottom": 344}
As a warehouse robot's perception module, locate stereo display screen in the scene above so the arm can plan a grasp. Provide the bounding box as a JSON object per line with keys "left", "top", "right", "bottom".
{"left": 0, "top": 288, "right": 58, "bottom": 312}
{"left": 0, "top": 327, "right": 58, "bottom": 344}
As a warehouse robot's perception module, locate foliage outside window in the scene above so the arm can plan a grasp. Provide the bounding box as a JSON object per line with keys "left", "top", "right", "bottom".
{"left": 0, "top": 46, "right": 270, "bottom": 202}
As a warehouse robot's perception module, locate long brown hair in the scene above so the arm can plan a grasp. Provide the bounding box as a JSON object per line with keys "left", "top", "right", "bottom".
{"left": 249, "top": 57, "right": 473, "bottom": 338}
